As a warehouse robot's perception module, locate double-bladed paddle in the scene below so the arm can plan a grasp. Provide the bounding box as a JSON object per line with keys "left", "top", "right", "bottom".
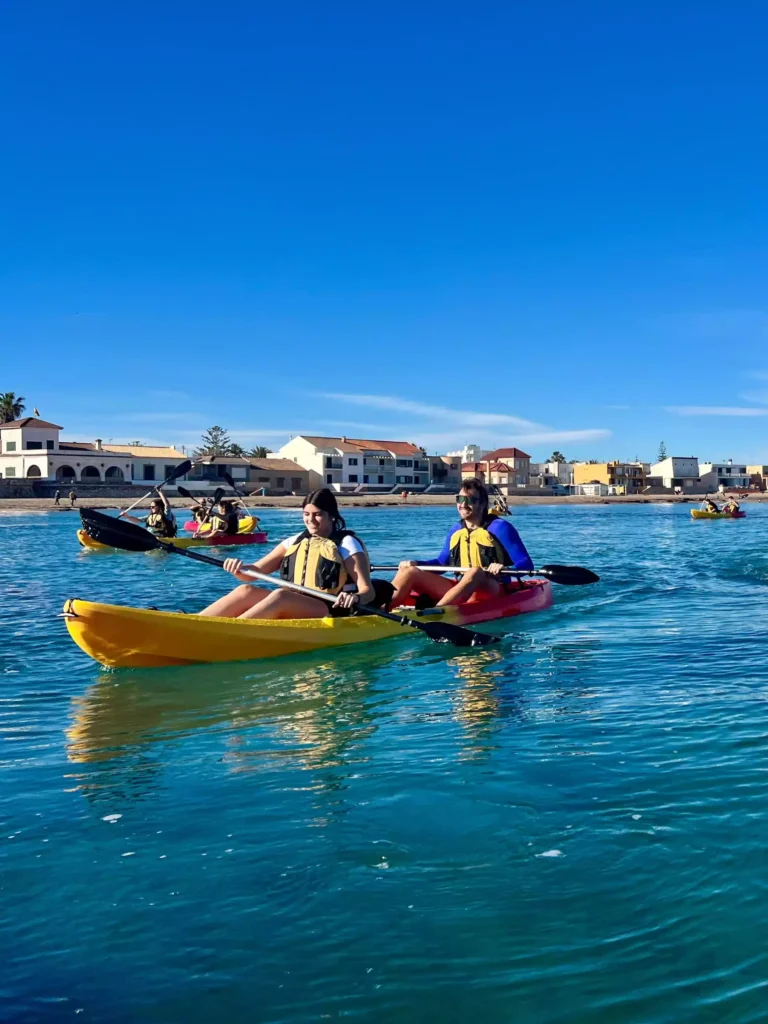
{"left": 117, "top": 459, "right": 192, "bottom": 518}
{"left": 371, "top": 564, "right": 600, "bottom": 586}
{"left": 78, "top": 509, "right": 498, "bottom": 648}
{"left": 223, "top": 471, "right": 251, "bottom": 514}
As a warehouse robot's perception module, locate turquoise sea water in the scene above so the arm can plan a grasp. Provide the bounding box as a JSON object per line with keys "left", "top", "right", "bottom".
{"left": 3, "top": 503, "right": 768, "bottom": 1023}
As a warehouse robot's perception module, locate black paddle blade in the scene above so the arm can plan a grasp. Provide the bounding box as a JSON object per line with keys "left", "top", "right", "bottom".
{"left": 80, "top": 508, "right": 162, "bottom": 553}
{"left": 213, "top": 487, "right": 225, "bottom": 504}
{"left": 224, "top": 472, "right": 236, "bottom": 489}
{"left": 538, "top": 564, "right": 600, "bottom": 586}
{"left": 167, "top": 459, "right": 192, "bottom": 482}
{"left": 177, "top": 485, "right": 194, "bottom": 500}
{"left": 410, "top": 617, "right": 500, "bottom": 647}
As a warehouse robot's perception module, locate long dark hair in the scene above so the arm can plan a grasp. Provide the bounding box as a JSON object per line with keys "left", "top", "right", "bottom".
{"left": 459, "top": 477, "right": 490, "bottom": 520}
{"left": 302, "top": 488, "right": 347, "bottom": 534}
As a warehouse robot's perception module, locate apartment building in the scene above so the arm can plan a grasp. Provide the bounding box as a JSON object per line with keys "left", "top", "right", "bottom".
{"left": 276, "top": 435, "right": 429, "bottom": 491}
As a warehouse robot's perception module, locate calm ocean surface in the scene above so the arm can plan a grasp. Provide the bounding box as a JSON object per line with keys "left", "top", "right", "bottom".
{"left": 2, "top": 503, "right": 768, "bottom": 1023}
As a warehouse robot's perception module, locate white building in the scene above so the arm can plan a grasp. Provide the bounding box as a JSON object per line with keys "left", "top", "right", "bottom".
{"left": 529, "top": 461, "right": 573, "bottom": 488}
{"left": 647, "top": 456, "right": 700, "bottom": 491}
{"left": 446, "top": 444, "right": 490, "bottom": 464}
{"left": 276, "top": 435, "right": 429, "bottom": 491}
{"left": 698, "top": 461, "right": 750, "bottom": 492}
{"left": 0, "top": 417, "right": 187, "bottom": 485}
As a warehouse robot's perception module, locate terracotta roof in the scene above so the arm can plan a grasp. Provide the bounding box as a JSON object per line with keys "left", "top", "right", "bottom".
{"left": 297, "top": 435, "right": 423, "bottom": 456}
{"left": 481, "top": 447, "right": 531, "bottom": 462}
{"left": 59, "top": 441, "right": 97, "bottom": 451}
{"left": 1, "top": 417, "right": 62, "bottom": 430}
{"left": 249, "top": 458, "right": 308, "bottom": 471}
{"left": 102, "top": 443, "right": 186, "bottom": 458}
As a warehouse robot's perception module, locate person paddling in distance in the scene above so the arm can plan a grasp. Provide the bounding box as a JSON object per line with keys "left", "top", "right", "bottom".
{"left": 702, "top": 497, "right": 720, "bottom": 513}
{"left": 202, "top": 498, "right": 240, "bottom": 541}
{"left": 122, "top": 489, "right": 177, "bottom": 538}
{"left": 389, "top": 478, "right": 534, "bottom": 608}
{"left": 199, "top": 488, "right": 377, "bottom": 619}
{"left": 722, "top": 495, "right": 741, "bottom": 514}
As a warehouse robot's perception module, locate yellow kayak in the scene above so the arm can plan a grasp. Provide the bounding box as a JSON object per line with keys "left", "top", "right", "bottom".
{"left": 690, "top": 509, "right": 746, "bottom": 520}
{"left": 62, "top": 580, "right": 553, "bottom": 668}
{"left": 77, "top": 515, "right": 268, "bottom": 551}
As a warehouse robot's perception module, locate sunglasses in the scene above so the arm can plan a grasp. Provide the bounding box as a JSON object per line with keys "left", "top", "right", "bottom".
{"left": 455, "top": 494, "right": 480, "bottom": 506}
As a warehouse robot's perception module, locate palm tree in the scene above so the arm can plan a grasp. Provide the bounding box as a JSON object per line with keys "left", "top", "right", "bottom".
{"left": 228, "top": 443, "right": 246, "bottom": 458}
{"left": 0, "top": 392, "right": 26, "bottom": 423}
{"left": 247, "top": 445, "right": 270, "bottom": 459}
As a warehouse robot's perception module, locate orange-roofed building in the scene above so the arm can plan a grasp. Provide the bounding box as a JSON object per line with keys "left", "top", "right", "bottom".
{"left": 277, "top": 434, "right": 429, "bottom": 492}
{"left": 462, "top": 448, "right": 531, "bottom": 493}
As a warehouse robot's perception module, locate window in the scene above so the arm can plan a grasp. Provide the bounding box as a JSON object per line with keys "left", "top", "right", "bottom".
{"left": 363, "top": 475, "right": 369, "bottom": 484}
{"left": 396, "top": 475, "right": 413, "bottom": 484}
{"left": 378, "top": 475, "right": 384, "bottom": 484}
{"left": 258, "top": 477, "right": 270, "bottom": 483}
{"left": 348, "top": 457, "right": 358, "bottom": 465}
{"left": 164, "top": 464, "right": 177, "bottom": 480}
{"left": 396, "top": 459, "right": 413, "bottom": 468}
{"left": 276, "top": 477, "right": 285, "bottom": 488}
{"left": 143, "top": 463, "right": 155, "bottom": 481}
{"left": 414, "top": 476, "right": 421, "bottom": 484}
{"left": 291, "top": 478, "right": 302, "bottom": 490}
{"left": 379, "top": 459, "right": 386, "bottom": 466}
{"left": 27, "top": 441, "right": 43, "bottom": 450}
{"left": 349, "top": 474, "right": 358, "bottom": 483}
{"left": 326, "top": 473, "right": 333, "bottom": 484}
{"left": 5, "top": 466, "right": 16, "bottom": 477}
{"left": 46, "top": 440, "right": 54, "bottom": 450}
{"left": 5, "top": 442, "right": 16, "bottom": 452}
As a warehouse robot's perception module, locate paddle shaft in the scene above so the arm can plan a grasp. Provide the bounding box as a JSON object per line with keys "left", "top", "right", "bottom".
{"left": 224, "top": 472, "right": 251, "bottom": 513}
{"left": 373, "top": 565, "right": 534, "bottom": 576}
{"left": 118, "top": 459, "right": 191, "bottom": 518}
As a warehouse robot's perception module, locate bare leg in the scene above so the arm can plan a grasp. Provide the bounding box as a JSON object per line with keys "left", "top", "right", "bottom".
{"left": 390, "top": 566, "right": 454, "bottom": 607}
{"left": 198, "top": 584, "right": 273, "bottom": 617}
{"left": 436, "top": 566, "right": 501, "bottom": 606}
{"left": 237, "top": 589, "right": 331, "bottom": 620}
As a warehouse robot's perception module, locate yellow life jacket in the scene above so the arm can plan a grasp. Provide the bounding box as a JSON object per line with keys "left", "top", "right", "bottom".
{"left": 280, "top": 533, "right": 351, "bottom": 594}
{"left": 146, "top": 511, "right": 176, "bottom": 537}
{"left": 447, "top": 517, "right": 510, "bottom": 569}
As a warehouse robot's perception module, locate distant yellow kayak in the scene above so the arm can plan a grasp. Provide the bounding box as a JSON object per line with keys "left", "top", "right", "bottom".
{"left": 690, "top": 509, "right": 746, "bottom": 520}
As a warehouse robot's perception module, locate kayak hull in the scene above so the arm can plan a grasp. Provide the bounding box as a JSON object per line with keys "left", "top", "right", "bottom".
{"left": 184, "top": 515, "right": 259, "bottom": 535}
{"left": 690, "top": 510, "right": 746, "bottom": 519}
{"left": 77, "top": 529, "right": 268, "bottom": 550}
{"left": 62, "top": 580, "right": 553, "bottom": 668}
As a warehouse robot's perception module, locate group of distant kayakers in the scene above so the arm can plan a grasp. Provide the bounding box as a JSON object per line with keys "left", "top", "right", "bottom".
{"left": 198, "top": 479, "right": 533, "bottom": 622}
{"left": 121, "top": 490, "right": 258, "bottom": 543}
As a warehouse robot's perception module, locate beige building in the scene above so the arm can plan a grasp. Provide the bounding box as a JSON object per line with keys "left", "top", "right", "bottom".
{"left": 276, "top": 435, "right": 428, "bottom": 491}
{"left": 572, "top": 461, "right": 646, "bottom": 494}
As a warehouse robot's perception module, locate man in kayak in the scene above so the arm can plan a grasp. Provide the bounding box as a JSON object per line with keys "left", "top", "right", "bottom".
{"left": 701, "top": 498, "right": 721, "bottom": 513}
{"left": 389, "top": 479, "right": 534, "bottom": 608}
{"left": 722, "top": 496, "right": 741, "bottom": 513}
{"left": 199, "top": 488, "right": 379, "bottom": 619}
{"left": 123, "top": 490, "right": 177, "bottom": 538}
{"left": 202, "top": 498, "right": 241, "bottom": 542}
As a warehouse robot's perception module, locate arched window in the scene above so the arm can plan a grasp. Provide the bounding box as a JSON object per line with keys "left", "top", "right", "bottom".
{"left": 56, "top": 465, "right": 77, "bottom": 482}
{"left": 105, "top": 466, "right": 124, "bottom": 481}
{"left": 26, "top": 465, "right": 42, "bottom": 478}
{"left": 81, "top": 466, "right": 101, "bottom": 480}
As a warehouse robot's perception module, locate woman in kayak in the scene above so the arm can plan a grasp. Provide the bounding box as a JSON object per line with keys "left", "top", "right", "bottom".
{"left": 199, "top": 487, "right": 377, "bottom": 619}
{"left": 389, "top": 478, "right": 533, "bottom": 608}
{"left": 122, "top": 490, "right": 177, "bottom": 538}
{"left": 722, "top": 496, "right": 741, "bottom": 513}
{"left": 702, "top": 498, "right": 720, "bottom": 513}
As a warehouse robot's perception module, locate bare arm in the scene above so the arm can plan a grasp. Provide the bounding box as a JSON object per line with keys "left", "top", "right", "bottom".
{"left": 221, "top": 543, "right": 288, "bottom": 582}
{"left": 336, "top": 551, "right": 374, "bottom": 608}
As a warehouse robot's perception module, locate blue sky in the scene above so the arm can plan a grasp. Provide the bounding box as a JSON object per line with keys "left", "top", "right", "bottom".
{"left": 3, "top": 1, "right": 768, "bottom": 462}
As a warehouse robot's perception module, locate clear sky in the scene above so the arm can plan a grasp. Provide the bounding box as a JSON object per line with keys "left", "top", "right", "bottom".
{"left": 3, "top": 1, "right": 768, "bottom": 462}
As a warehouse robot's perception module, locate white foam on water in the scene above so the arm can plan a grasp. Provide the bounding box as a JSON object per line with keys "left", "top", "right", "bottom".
{"left": 121, "top": 851, "right": 135, "bottom": 857}
{"left": 102, "top": 814, "right": 122, "bottom": 823}
{"left": 536, "top": 849, "right": 563, "bottom": 858}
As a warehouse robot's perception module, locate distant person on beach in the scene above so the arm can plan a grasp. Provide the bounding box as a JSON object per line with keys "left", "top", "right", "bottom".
{"left": 69, "top": 490, "right": 76, "bottom": 507}
{"left": 401, "top": 489, "right": 408, "bottom": 503}
{"left": 54, "top": 489, "right": 61, "bottom": 506}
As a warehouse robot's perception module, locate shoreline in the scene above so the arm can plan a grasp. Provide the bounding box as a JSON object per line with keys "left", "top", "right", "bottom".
{"left": 0, "top": 492, "right": 762, "bottom": 513}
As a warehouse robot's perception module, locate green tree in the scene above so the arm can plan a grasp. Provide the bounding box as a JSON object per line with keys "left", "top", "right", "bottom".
{"left": 228, "top": 443, "right": 246, "bottom": 458}
{"left": 194, "top": 425, "right": 232, "bottom": 459}
{"left": 657, "top": 441, "right": 668, "bottom": 462}
{"left": 548, "top": 450, "right": 566, "bottom": 463}
{"left": 247, "top": 445, "right": 270, "bottom": 459}
{"left": 0, "top": 392, "right": 26, "bottom": 423}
